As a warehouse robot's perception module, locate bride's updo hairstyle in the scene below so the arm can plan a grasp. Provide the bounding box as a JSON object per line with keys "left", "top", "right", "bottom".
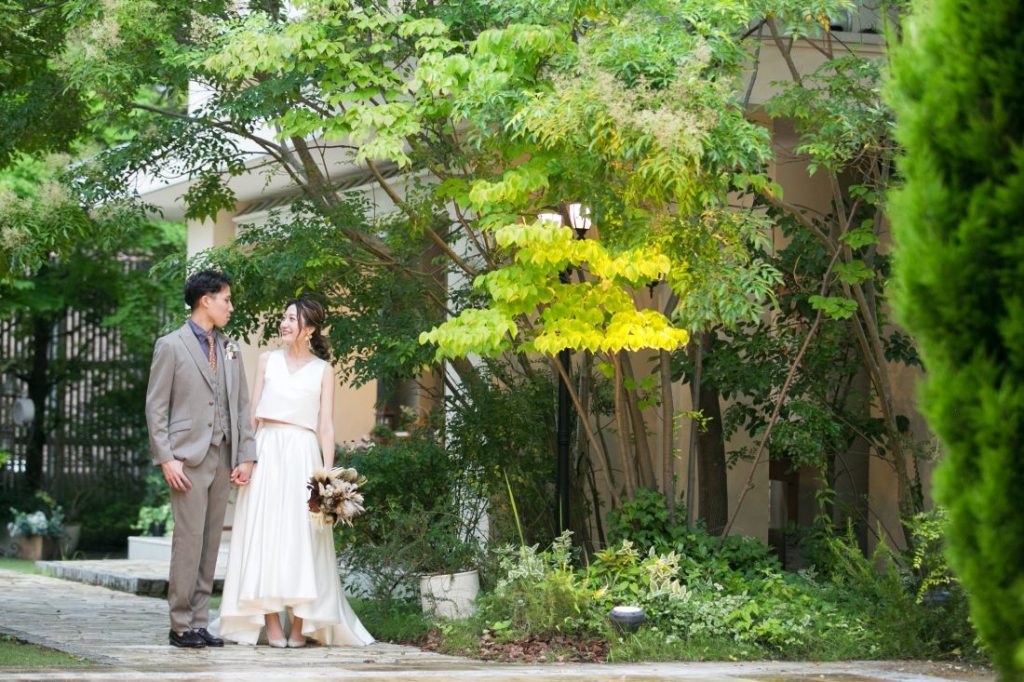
{"left": 287, "top": 296, "right": 331, "bottom": 361}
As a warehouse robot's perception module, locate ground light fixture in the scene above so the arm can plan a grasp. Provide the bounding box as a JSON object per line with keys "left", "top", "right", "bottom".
{"left": 608, "top": 605, "right": 645, "bottom": 632}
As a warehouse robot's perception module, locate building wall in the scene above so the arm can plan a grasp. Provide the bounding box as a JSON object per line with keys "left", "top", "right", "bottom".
{"left": 184, "top": 211, "right": 380, "bottom": 447}
{"left": 645, "top": 111, "right": 932, "bottom": 549}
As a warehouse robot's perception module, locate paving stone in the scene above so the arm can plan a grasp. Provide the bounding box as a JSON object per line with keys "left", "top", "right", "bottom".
{"left": 35, "top": 559, "right": 226, "bottom": 598}
{"left": 0, "top": 568, "right": 995, "bottom": 682}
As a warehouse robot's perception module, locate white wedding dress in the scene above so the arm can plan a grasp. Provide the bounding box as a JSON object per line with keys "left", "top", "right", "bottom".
{"left": 212, "top": 350, "right": 374, "bottom": 646}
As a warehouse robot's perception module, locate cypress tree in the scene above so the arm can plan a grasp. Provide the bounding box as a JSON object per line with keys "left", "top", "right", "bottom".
{"left": 889, "top": 1, "right": 1024, "bottom": 678}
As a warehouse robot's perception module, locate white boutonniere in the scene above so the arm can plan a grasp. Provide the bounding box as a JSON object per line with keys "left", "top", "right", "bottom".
{"left": 224, "top": 340, "right": 239, "bottom": 360}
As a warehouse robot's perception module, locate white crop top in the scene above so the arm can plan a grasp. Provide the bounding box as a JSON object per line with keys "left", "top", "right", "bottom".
{"left": 254, "top": 351, "right": 326, "bottom": 432}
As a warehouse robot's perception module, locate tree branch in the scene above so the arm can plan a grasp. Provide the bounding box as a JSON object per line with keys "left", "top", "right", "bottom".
{"left": 718, "top": 246, "right": 843, "bottom": 545}
{"left": 549, "top": 354, "right": 621, "bottom": 508}
{"left": 767, "top": 18, "right": 803, "bottom": 85}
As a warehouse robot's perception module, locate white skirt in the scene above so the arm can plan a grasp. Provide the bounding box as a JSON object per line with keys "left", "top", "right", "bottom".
{"left": 212, "top": 423, "right": 374, "bottom": 646}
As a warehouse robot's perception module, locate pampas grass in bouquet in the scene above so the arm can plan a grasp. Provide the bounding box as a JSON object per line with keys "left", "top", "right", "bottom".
{"left": 306, "top": 467, "right": 366, "bottom": 527}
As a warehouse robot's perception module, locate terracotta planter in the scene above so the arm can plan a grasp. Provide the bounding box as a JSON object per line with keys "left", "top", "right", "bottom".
{"left": 16, "top": 535, "right": 58, "bottom": 561}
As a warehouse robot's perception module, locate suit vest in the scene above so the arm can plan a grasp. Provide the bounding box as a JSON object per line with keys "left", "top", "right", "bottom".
{"left": 211, "top": 340, "right": 231, "bottom": 446}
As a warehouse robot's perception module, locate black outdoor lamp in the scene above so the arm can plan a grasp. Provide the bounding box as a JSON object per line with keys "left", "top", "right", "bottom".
{"left": 539, "top": 203, "right": 592, "bottom": 536}
{"left": 566, "top": 202, "right": 593, "bottom": 238}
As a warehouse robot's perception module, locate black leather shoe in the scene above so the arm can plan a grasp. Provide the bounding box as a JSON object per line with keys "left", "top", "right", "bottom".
{"left": 194, "top": 628, "right": 224, "bottom": 647}
{"left": 169, "top": 629, "right": 207, "bottom": 648}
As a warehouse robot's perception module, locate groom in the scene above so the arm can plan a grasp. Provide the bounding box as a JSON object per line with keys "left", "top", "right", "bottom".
{"left": 145, "top": 269, "right": 257, "bottom": 648}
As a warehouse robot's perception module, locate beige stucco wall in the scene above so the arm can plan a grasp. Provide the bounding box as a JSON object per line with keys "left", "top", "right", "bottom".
{"left": 186, "top": 208, "right": 239, "bottom": 258}
{"left": 651, "top": 108, "right": 932, "bottom": 546}
{"left": 666, "top": 360, "right": 770, "bottom": 542}
{"left": 184, "top": 214, "right": 379, "bottom": 447}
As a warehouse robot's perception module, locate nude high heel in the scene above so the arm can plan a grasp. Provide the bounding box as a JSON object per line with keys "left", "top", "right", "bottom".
{"left": 265, "top": 614, "right": 287, "bottom": 648}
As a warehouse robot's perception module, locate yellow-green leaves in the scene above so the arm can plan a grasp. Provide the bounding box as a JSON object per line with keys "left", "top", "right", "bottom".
{"left": 840, "top": 224, "right": 880, "bottom": 249}
{"left": 413, "top": 53, "right": 470, "bottom": 96}
{"left": 422, "top": 214, "right": 688, "bottom": 360}
{"left": 474, "top": 264, "right": 557, "bottom": 315}
{"left": 197, "top": 4, "right": 455, "bottom": 169}
{"left": 472, "top": 25, "right": 563, "bottom": 61}
{"left": 468, "top": 161, "right": 552, "bottom": 210}
{"left": 528, "top": 284, "right": 689, "bottom": 354}
{"left": 571, "top": 241, "right": 671, "bottom": 286}
{"left": 418, "top": 307, "right": 518, "bottom": 358}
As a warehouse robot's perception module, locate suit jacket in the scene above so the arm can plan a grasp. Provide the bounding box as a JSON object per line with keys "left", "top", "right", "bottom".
{"left": 145, "top": 323, "right": 257, "bottom": 468}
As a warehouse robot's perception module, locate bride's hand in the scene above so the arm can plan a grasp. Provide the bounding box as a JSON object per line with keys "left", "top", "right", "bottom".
{"left": 231, "top": 461, "right": 255, "bottom": 486}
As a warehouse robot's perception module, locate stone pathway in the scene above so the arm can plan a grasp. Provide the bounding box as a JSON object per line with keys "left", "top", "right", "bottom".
{"left": 0, "top": 568, "right": 994, "bottom": 682}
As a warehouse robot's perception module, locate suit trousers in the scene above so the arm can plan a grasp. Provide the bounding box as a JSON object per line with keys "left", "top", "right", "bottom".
{"left": 168, "top": 441, "right": 232, "bottom": 633}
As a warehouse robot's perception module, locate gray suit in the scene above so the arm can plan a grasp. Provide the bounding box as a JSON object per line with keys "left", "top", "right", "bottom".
{"left": 145, "top": 323, "right": 257, "bottom": 633}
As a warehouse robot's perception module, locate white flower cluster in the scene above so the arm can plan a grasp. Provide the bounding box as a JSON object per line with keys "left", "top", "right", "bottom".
{"left": 7, "top": 506, "right": 64, "bottom": 538}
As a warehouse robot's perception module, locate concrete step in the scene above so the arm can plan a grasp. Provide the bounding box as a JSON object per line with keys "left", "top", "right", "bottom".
{"left": 128, "top": 533, "right": 231, "bottom": 562}
{"left": 36, "top": 559, "right": 225, "bottom": 598}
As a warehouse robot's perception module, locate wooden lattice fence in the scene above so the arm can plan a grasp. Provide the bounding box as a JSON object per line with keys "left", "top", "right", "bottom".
{"left": 0, "top": 304, "right": 155, "bottom": 502}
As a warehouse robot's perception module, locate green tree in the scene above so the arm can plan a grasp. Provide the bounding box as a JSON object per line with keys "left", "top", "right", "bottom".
{"left": 0, "top": 154, "right": 183, "bottom": 493}
{"left": 889, "top": 0, "right": 1024, "bottom": 676}
{"left": 0, "top": 1, "right": 88, "bottom": 163}
{"left": 54, "top": 0, "right": 925, "bottom": 548}
{"left": 622, "top": 1, "right": 934, "bottom": 552}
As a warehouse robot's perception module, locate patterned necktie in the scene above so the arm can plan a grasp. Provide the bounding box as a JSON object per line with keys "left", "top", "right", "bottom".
{"left": 206, "top": 334, "right": 217, "bottom": 372}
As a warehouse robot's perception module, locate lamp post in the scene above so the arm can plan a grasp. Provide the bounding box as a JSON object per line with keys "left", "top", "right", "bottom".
{"left": 0, "top": 373, "right": 19, "bottom": 454}
{"left": 540, "top": 204, "right": 592, "bottom": 535}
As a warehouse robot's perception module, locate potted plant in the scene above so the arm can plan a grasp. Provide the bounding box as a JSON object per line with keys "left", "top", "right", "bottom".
{"left": 132, "top": 503, "right": 174, "bottom": 537}
{"left": 411, "top": 511, "right": 483, "bottom": 619}
{"left": 369, "top": 422, "right": 394, "bottom": 445}
{"left": 131, "top": 472, "right": 174, "bottom": 536}
{"left": 7, "top": 503, "right": 64, "bottom": 561}
{"left": 334, "top": 433, "right": 484, "bottom": 617}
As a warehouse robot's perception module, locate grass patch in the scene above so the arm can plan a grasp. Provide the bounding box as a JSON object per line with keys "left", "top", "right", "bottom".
{"left": 606, "top": 628, "right": 766, "bottom": 662}
{"left": 349, "top": 598, "right": 431, "bottom": 644}
{"left": 430, "top": 618, "right": 482, "bottom": 656}
{"left": 0, "top": 559, "right": 44, "bottom": 575}
{"left": 0, "top": 635, "right": 90, "bottom": 668}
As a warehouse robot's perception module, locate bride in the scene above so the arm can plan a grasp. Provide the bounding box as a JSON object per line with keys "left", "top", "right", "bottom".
{"left": 213, "top": 297, "right": 373, "bottom": 647}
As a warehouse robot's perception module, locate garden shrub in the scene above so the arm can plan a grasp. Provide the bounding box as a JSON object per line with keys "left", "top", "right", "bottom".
{"left": 905, "top": 510, "right": 980, "bottom": 659}
{"left": 473, "top": 495, "right": 979, "bottom": 662}
{"left": 889, "top": 0, "right": 1024, "bottom": 676}
{"left": 607, "top": 489, "right": 780, "bottom": 579}
{"left": 585, "top": 539, "right": 875, "bottom": 658}
{"left": 477, "top": 533, "right": 604, "bottom": 639}
{"left": 335, "top": 433, "right": 485, "bottom": 600}
{"left": 442, "top": 367, "right": 557, "bottom": 547}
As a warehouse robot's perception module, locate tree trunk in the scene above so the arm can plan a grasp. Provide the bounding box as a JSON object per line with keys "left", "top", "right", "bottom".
{"left": 660, "top": 349, "right": 676, "bottom": 522}
{"left": 619, "top": 351, "right": 657, "bottom": 490}
{"left": 25, "top": 314, "right": 53, "bottom": 491}
{"left": 612, "top": 353, "right": 637, "bottom": 500}
{"left": 695, "top": 334, "right": 728, "bottom": 534}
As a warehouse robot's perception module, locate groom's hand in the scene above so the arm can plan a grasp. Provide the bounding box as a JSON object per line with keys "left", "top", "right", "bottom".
{"left": 161, "top": 459, "right": 192, "bottom": 493}
{"left": 231, "top": 461, "right": 255, "bottom": 486}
